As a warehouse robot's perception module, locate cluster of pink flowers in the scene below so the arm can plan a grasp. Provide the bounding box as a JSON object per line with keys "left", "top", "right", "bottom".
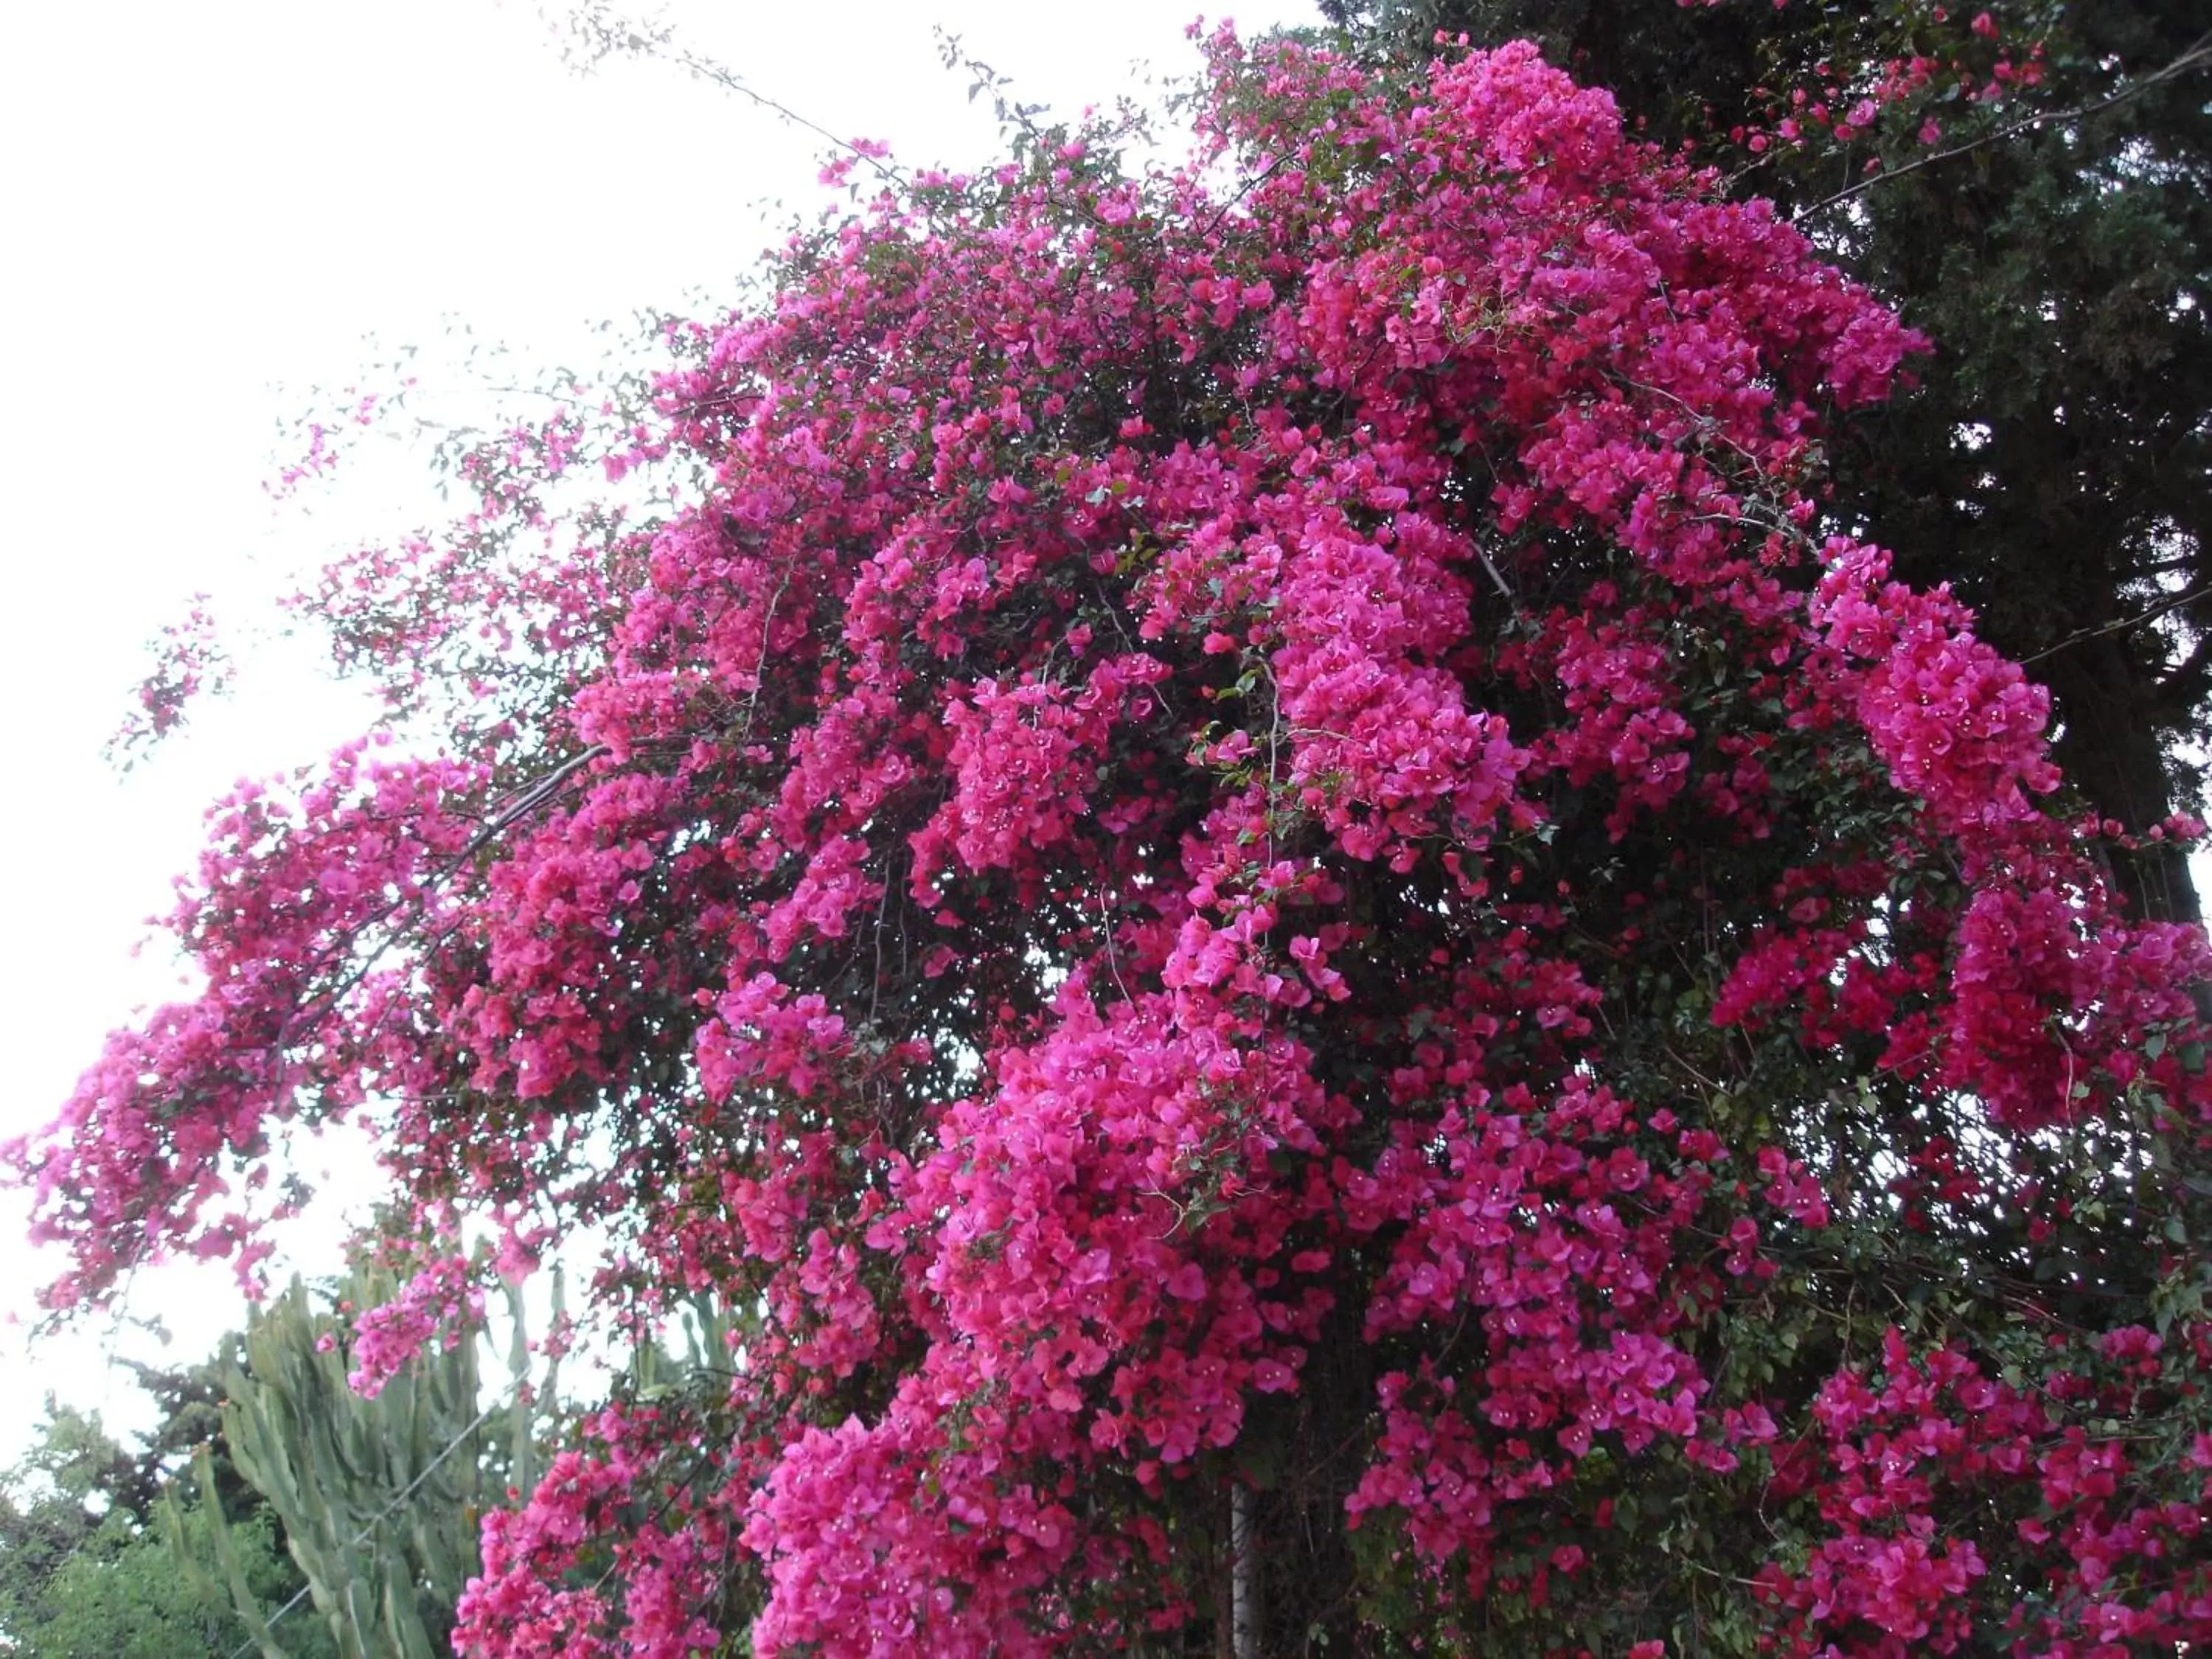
{"left": 107, "top": 592, "right": 233, "bottom": 762}
{"left": 1750, "top": 1327, "right": 2212, "bottom": 1654}
{"left": 1713, "top": 1, "right": 2049, "bottom": 165}
{"left": 345, "top": 1252, "right": 486, "bottom": 1398}
{"left": 458, "top": 1406, "right": 737, "bottom": 1659}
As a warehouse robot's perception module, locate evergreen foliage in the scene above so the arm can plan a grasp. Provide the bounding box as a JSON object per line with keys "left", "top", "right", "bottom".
{"left": 0, "top": 1372, "right": 328, "bottom": 1659}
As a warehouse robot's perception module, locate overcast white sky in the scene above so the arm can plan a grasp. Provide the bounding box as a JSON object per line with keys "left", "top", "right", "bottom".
{"left": 0, "top": 0, "right": 1314, "bottom": 1464}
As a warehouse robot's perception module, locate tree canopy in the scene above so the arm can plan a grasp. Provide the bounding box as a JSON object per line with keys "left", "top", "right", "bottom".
{"left": 1326, "top": 0, "right": 2212, "bottom": 927}
{"left": 0, "top": 1360, "right": 328, "bottom": 1659}
{"left": 11, "top": 23, "right": 2212, "bottom": 1658}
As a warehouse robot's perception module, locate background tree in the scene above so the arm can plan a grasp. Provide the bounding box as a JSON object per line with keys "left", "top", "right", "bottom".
{"left": 12, "top": 22, "right": 2212, "bottom": 1658}
{"left": 1316, "top": 0, "right": 2212, "bottom": 927}
{"left": 0, "top": 1367, "right": 329, "bottom": 1659}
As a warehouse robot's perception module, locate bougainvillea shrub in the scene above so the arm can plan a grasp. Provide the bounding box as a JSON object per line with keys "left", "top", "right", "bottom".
{"left": 15, "top": 29, "right": 2212, "bottom": 1658}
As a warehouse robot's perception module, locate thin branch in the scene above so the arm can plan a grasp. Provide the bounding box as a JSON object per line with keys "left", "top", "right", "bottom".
{"left": 2154, "top": 627, "right": 2212, "bottom": 710}
{"left": 1795, "top": 33, "right": 2212, "bottom": 223}
{"left": 1475, "top": 546, "right": 1518, "bottom": 605}
{"left": 669, "top": 49, "right": 908, "bottom": 189}
{"left": 1098, "top": 886, "right": 1133, "bottom": 1006}
{"left": 549, "top": 2, "right": 905, "bottom": 189}
{"left": 740, "top": 566, "right": 793, "bottom": 747}
{"left": 1201, "top": 150, "right": 1292, "bottom": 243}
{"left": 2017, "top": 582, "right": 2212, "bottom": 666}
{"left": 466, "top": 743, "right": 611, "bottom": 857}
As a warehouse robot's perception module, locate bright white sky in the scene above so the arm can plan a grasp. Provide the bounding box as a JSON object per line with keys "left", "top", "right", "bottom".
{"left": 0, "top": 0, "right": 1314, "bottom": 1466}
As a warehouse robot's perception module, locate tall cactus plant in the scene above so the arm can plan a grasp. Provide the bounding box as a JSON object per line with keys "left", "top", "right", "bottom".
{"left": 191, "top": 1265, "right": 552, "bottom": 1659}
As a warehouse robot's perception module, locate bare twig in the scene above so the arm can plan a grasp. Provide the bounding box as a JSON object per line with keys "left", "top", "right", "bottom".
{"left": 467, "top": 743, "right": 611, "bottom": 856}
{"left": 2018, "top": 582, "right": 2212, "bottom": 666}
{"left": 1474, "top": 546, "right": 1517, "bottom": 605}
{"left": 547, "top": 1, "right": 905, "bottom": 189}
{"left": 670, "top": 49, "right": 908, "bottom": 189}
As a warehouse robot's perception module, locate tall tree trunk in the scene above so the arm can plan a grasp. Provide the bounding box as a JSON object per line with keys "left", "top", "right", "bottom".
{"left": 2042, "top": 635, "right": 2203, "bottom": 928}
{"left": 1231, "top": 1485, "right": 1258, "bottom": 1659}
